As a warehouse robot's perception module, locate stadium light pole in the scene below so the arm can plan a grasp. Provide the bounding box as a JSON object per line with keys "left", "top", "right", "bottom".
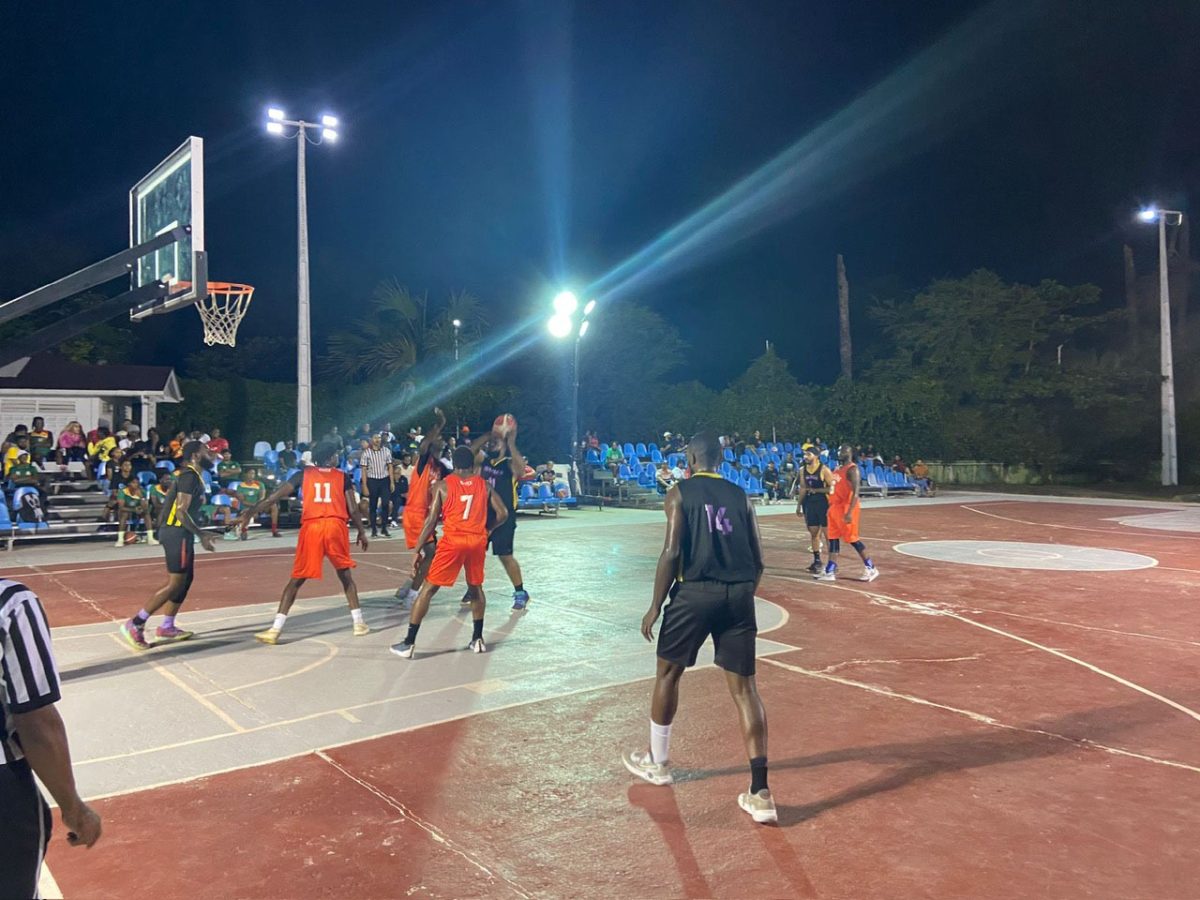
{"left": 266, "top": 107, "right": 340, "bottom": 446}
{"left": 1137, "top": 206, "right": 1181, "bottom": 487}
{"left": 452, "top": 318, "right": 462, "bottom": 361}
{"left": 547, "top": 293, "right": 596, "bottom": 459}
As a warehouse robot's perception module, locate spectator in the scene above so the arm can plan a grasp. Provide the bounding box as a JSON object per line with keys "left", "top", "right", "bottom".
{"left": 56, "top": 421, "right": 87, "bottom": 465}
{"left": 28, "top": 417, "right": 53, "bottom": 464}
{"left": 112, "top": 475, "right": 152, "bottom": 547}
{"left": 127, "top": 430, "right": 154, "bottom": 473}
{"left": 356, "top": 423, "right": 373, "bottom": 442}
{"left": 168, "top": 431, "right": 186, "bottom": 459}
{"left": 146, "top": 427, "right": 167, "bottom": 457}
{"left": 670, "top": 459, "right": 686, "bottom": 481}
{"left": 389, "top": 459, "right": 409, "bottom": 525}
{"left": 911, "top": 459, "right": 935, "bottom": 497}
{"left": 323, "top": 426, "right": 345, "bottom": 451}
{"left": 586, "top": 430, "right": 600, "bottom": 450}
{"left": 782, "top": 452, "right": 797, "bottom": 473}
{"left": 655, "top": 462, "right": 675, "bottom": 492}
{"left": 217, "top": 451, "right": 242, "bottom": 488}
{"left": 347, "top": 438, "right": 369, "bottom": 467}
{"left": 207, "top": 428, "right": 230, "bottom": 455}
{"left": 540, "top": 462, "right": 557, "bottom": 485}
{"left": 4, "top": 436, "right": 30, "bottom": 476}
{"left": 604, "top": 442, "right": 625, "bottom": 476}
{"left": 762, "top": 462, "right": 783, "bottom": 502}
{"left": 891, "top": 455, "right": 908, "bottom": 474}
{"left": 9, "top": 452, "right": 46, "bottom": 508}
{"left": 279, "top": 440, "right": 299, "bottom": 470}
{"left": 148, "top": 470, "right": 172, "bottom": 521}
{"left": 4, "top": 423, "right": 28, "bottom": 447}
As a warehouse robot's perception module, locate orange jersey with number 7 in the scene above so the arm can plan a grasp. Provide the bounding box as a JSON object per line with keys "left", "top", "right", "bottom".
{"left": 300, "top": 467, "right": 350, "bottom": 521}
{"left": 440, "top": 473, "right": 488, "bottom": 544}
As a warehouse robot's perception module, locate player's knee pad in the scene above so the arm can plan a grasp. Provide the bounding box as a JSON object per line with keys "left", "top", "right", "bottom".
{"left": 828, "top": 539, "right": 841, "bottom": 553}
{"left": 851, "top": 540, "right": 866, "bottom": 553}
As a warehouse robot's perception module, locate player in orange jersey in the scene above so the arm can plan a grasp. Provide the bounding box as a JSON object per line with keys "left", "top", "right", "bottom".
{"left": 817, "top": 444, "right": 879, "bottom": 583}
{"left": 237, "top": 442, "right": 371, "bottom": 644}
{"left": 390, "top": 446, "right": 509, "bottom": 659}
{"left": 396, "top": 407, "right": 448, "bottom": 608}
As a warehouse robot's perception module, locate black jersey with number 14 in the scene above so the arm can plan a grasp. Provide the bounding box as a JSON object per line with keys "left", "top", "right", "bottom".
{"left": 676, "top": 474, "right": 760, "bottom": 584}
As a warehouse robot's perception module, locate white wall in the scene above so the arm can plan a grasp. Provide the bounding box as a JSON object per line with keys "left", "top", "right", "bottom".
{"left": 0, "top": 396, "right": 100, "bottom": 441}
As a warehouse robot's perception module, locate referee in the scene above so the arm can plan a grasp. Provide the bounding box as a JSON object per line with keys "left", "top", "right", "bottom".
{"left": 622, "top": 431, "right": 777, "bottom": 824}
{"left": 362, "top": 433, "right": 394, "bottom": 539}
{"left": 2, "top": 579, "right": 101, "bottom": 897}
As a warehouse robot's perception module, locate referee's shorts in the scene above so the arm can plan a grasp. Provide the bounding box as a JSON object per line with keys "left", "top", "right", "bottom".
{"left": 0, "top": 760, "right": 52, "bottom": 899}
{"left": 656, "top": 579, "right": 758, "bottom": 676}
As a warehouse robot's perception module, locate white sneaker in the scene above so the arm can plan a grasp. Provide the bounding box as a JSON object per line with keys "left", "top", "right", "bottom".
{"left": 622, "top": 749, "right": 673, "bottom": 786}
{"left": 816, "top": 568, "right": 837, "bottom": 582}
{"left": 738, "top": 789, "right": 778, "bottom": 824}
{"left": 861, "top": 566, "right": 879, "bottom": 582}
{"left": 467, "top": 637, "right": 487, "bottom": 653}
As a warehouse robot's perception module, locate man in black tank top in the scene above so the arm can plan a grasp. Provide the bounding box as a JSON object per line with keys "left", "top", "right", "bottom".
{"left": 622, "top": 432, "right": 777, "bottom": 824}
{"left": 796, "top": 445, "right": 833, "bottom": 574}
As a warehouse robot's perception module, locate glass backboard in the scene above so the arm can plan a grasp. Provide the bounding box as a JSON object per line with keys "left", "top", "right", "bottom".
{"left": 129, "top": 136, "right": 205, "bottom": 318}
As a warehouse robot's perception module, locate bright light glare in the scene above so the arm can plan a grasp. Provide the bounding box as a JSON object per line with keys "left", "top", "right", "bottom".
{"left": 452, "top": 319, "right": 462, "bottom": 328}
{"left": 1137, "top": 208, "right": 1159, "bottom": 223}
{"left": 548, "top": 314, "right": 573, "bottom": 338}
{"left": 322, "top": 128, "right": 339, "bottom": 142}
{"left": 321, "top": 114, "right": 339, "bottom": 127}
{"left": 583, "top": 299, "right": 596, "bottom": 316}
{"left": 552, "top": 290, "right": 578, "bottom": 315}
{"left": 268, "top": 107, "right": 285, "bottom": 120}
{"left": 578, "top": 320, "right": 590, "bottom": 338}
{"left": 266, "top": 121, "right": 285, "bottom": 135}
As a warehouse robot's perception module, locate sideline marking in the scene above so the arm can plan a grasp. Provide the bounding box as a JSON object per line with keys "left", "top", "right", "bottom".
{"left": 962, "top": 504, "right": 1200, "bottom": 542}
{"left": 760, "top": 657, "right": 1200, "bottom": 775}
{"left": 773, "top": 574, "right": 1200, "bottom": 725}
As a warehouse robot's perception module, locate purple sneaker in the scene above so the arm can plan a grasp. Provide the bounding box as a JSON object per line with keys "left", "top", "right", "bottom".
{"left": 120, "top": 619, "right": 150, "bottom": 650}
{"left": 155, "top": 623, "right": 195, "bottom": 642}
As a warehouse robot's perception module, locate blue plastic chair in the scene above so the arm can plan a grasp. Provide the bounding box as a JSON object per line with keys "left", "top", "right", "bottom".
{"left": 622, "top": 443, "right": 636, "bottom": 459}
{"left": 650, "top": 448, "right": 663, "bottom": 464}
{"left": 211, "top": 494, "right": 233, "bottom": 507}
{"left": 0, "top": 500, "right": 11, "bottom": 529}
{"left": 155, "top": 459, "right": 175, "bottom": 472}
{"left": 253, "top": 441, "right": 271, "bottom": 459}
{"left": 520, "top": 482, "right": 537, "bottom": 502}
{"left": 618, "top": 464, "right": 634, "bottom": 481}
{"left": 262, "top": 450, "right": 280, "bottom": 473}
{"left": 723, "top": 448, "right": 734, "bottom": 462}
{"left": 137, "top": 471, "right": 157, "bottom": 489}
{"left": 585, "top": 449, "right": 601, "bottom": 466}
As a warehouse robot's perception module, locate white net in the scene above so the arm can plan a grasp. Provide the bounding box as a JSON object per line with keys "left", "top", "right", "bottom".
{"left": 195, "top": 282, "right": 254, "bottom": 347}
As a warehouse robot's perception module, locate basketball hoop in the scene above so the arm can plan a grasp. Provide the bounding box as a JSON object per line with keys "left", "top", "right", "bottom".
{"left": 176, "top": 281, "right": 254, "bottom": 347}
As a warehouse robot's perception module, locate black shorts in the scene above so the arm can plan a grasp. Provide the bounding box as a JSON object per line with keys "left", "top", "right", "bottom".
{"left": 489, "top": 514, "right": 516, "bottom": 557}
{"left": 159, "top": 525, "right": 195, "bottom": 574}
{"left": 801, "top": 496, "right": 829, "bottom": 528}
{"left": 0, "top": 761, "right": 52, "bottom": 900}
{"left": 657, "top": 580, "right": 758, "bottom": 676}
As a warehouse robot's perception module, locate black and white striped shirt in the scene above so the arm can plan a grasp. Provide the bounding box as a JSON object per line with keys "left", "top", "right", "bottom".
{"left": 1, "top": 580, "right": 60, "bottom": 765}
{"left": 361, "top": 447, "right": 393, "bottom": 480}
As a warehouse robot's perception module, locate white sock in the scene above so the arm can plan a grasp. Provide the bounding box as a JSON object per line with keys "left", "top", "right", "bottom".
{"left": 351, "top": 608, "right": 364, "bottom": 625}
{"left": 650, "top": 721, "right": 672, "bottom": 765}
{"left": 273, "top": 613, "right": 287, "bottom": 631}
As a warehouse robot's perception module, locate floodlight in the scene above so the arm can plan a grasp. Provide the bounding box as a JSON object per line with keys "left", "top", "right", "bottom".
{"left": 268, "top": 107, "right": 285, "bottom": 121}
{"left": 548, "top": 314, "right": 573, "bottom": 338}
{"left": 553, "top": 290, "right": 578, "bottom": 315}
{"left": 578, "top": 320, "right": 590, "bottom": 338}
{"left": 1137, "top": 208, "right": 1159, "bottom": 223}
{"left": 321, "top": 115, "right": 339, "bottom": 127}
{"left": 267, "top": 121, "right": 285, "bottom": 135}
{"left": 583, "top": 299, "right": 596, "bottom": 316}
{"left": 322, "top": 128, "right": 338, "bottom": 142}
{"left": 452, "top": 318, "right": 462, "bottom": 328}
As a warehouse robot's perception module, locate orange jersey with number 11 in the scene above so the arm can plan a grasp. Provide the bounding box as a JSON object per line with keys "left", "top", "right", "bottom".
{"left": 441, "top": 474, "right": 488, "bottom": 544}
{"left": 301, "top": 467, "right": 349, "bottom": 521}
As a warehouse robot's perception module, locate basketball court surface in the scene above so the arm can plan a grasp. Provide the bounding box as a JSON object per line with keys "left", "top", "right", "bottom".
{"left": 22, "top": 492, "right": 1200, "bottom": 898}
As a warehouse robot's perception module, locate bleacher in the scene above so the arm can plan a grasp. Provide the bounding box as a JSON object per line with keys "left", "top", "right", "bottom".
{"left": 583, "top": 439, "right": 923, "bottom": 503}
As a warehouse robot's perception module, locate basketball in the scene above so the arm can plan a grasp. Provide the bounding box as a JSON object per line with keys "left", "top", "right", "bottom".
{"left": 493, "top": 413, "right": 517, "bottom": 436}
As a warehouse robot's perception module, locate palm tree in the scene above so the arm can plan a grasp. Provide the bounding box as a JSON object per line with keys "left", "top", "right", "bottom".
{"left": 321, "top": 281, "right": 486, "bottom": 382}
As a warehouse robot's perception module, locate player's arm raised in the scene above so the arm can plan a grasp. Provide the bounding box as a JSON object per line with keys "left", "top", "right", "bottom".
{"left": 418, "top": 407, "right": 447, "bottom": 456}
{"left": 486, "top": 485, "right": 509, "bottom": 534}
{"left": 642, "top": 485, "right": 684, "bottom": 642}
{"left": 344, "top": 476, "right": 369, "bottom": 551}
{"left": 507, "top": 425, "right": 527, "bottom": 478}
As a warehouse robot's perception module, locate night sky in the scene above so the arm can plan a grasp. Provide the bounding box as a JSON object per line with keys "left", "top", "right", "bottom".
{"left": 1, "top": 0, "right": 1198, "bottom": 387}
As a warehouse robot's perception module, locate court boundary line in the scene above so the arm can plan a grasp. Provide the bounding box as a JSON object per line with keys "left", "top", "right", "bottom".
{"left": 315, "top": 750, "right": 533, "bottom": 898}
{"left": 760, "top": 657, "right": 1200, "bottom": 775}
{"left": 772, "top": 574, "right": 1200, "bottom": 725}
{"left": 962, "top": 504, "right": 1200, "bottom": 541}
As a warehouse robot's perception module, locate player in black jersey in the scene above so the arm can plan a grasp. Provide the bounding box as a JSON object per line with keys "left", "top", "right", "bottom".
{"left": 795, "top": 445, "right": 834, "bottom": 574}
{"left": 119, "top": 442, "right": 217, "bottom": 649}
{"left": 623, "top": 432, "right": 777, "bottom": 824}
{"left": 467, "top": 422, "right": 530, "bottom": 610}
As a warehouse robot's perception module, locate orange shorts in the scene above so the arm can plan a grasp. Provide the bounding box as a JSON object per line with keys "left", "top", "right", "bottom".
{"left": 403, "top": 507, "right": 434, "bottom": 550}
{"left": 426, "top": 538, "right": 487, "bottom": 587}
{"left": 291, "top": 517, "right": 355, "bottom": 579}
{"left": 826, "top": 504, "right": 860, "bottom": 543}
